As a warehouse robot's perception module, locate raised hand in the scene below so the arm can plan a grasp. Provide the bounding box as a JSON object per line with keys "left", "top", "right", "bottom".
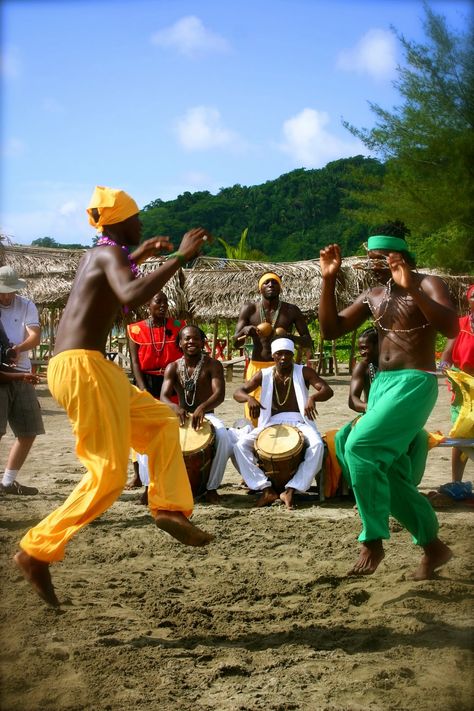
{"left": 387, "top": 252, "right": 414, "bottom": 290}
{"left": 178, "top": 228, "right": 212, "bottom": 262}
{"left": 320, "top": 244, "right": 341, "bottom": 278}
{"left": 130, "top": 236, "right": 174, "bottom": 264}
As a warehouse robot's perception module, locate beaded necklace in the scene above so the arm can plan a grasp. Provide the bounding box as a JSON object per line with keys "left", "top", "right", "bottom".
{"left": 368, "top": 362, "right": 378, "bottom": 382}
{"left": 273, "top": 366, "right": 293, "bottom": 406}
{"left": 177, "top": 354, "right": 205, "bottom": 407}
{"left": 364, "top": 279, "right": 429, "bottom": 334}
{"left": 96, "top": 236, "right": 142, "bottom": 278}
{"left": 148, "top": 318, "right": 167, "bottom": 355}
{"left": 259, "top": 299, "right": 281, "bottom": 327}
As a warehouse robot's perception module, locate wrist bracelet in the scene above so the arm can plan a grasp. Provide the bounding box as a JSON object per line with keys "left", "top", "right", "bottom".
{"left": 167, "top": 251, "right": 187, "bottom": 266}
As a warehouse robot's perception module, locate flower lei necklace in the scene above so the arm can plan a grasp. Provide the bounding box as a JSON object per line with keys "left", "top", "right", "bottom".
{"left": 363, "top": 279, "right": 429, "bottom": 334}
{"left": 96, "top": 236, "right": 142, "bottom": 278}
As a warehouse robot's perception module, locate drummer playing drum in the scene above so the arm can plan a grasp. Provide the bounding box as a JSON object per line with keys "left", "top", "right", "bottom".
{"left": 161, "top": 325, "right": 232, "bottom": 504}
{"left": 232, "top": 338, "right": 333, "bottom": 509}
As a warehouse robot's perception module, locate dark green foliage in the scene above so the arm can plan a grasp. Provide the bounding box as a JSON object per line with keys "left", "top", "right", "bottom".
{"left": 343, "top": 3, "right": 474, "bottom": 274}
{"left": 31, "top": 236, "right": 88, "bottom": 250}
{"left": 140, "top": 156, "right": 385, "bottom": 261}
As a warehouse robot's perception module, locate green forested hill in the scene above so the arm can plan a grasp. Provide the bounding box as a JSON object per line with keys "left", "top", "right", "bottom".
{"left": 140, "top": 156, "right": 385, "bottom": 261}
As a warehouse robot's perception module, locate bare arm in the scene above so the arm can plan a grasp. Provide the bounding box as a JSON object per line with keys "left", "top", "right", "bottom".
{"left": 12, "top": 325, "right": 41, "bottom": 355}
{"left": 302, "top": 365, "right": 333, "bottom": 420}
{"left": 290, "top": 307, "right": 313, "bottom": 349}
{"left": 233, "top": 370, "right": 264, "bottom": 421}
{"left": 319, "top": 244, "right": 370, "bottom": 338}
{"left": 348, "top": 361, "right": 368, "bottom": 413}
{"left": 440, "top": 337, "right": 456, "bottom": 368}
{"left": 103, "top": 228, "right": 209, "bottom": 308}
{"left": 161, "top": 363, "right": 186, "bottom": 423}
{"left": 192, "top": 361, "right": 226, "bottom": 428}
{"left": 233, "top": 303, "right": 258, "bottom": 347}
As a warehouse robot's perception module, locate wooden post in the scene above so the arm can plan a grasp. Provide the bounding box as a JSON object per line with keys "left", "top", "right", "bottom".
{"left": 349, "top": 329, "right": 358, "bottom": 374}
{"left": 331, "top": 340, "right": 338, "bottom": 375}
{"left": 211, "top": 321, "right": 218, "bottom": 358}
{"left": 48, "top": 308, "right": 55, "bottom": 357}
{"left": 226, "top": 321, "right": 231, "bottom": 360}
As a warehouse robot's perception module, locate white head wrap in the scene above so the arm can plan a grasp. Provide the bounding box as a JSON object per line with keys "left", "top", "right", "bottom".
{"left": 271, "top": 338, "right": 295, "bottom": 355}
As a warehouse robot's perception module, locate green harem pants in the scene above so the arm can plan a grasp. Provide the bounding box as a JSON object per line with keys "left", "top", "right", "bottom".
{"left": 335, "top": 369, "right": 439, "bottom": 546}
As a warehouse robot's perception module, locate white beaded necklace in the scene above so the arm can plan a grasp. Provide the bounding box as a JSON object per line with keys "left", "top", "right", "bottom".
{"left": 177, "top": 354, "right": 205, "bottom": 407}
{"left": 364, "top": 279, "right": 430, "bottom": 334}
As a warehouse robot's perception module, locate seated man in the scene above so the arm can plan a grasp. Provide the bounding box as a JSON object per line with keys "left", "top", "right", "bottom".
{"left": 348, "top": 327, "right": 379, "bottom": 413}
{"left": 161, "top": 325, "right": 232, "bottom": 504}
{"left": 232, "top": 338, "right": 333, "bottom": 509}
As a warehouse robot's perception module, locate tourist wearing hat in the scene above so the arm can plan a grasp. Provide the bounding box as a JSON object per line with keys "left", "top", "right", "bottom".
{"left": 232, "top": 338, "right": 333, "bottom": 509}
{"left": 233, "top": 272, "right": 313, "bottom": 426}
{"left": 0, "top": 265, "right": 44, "bottom": 496}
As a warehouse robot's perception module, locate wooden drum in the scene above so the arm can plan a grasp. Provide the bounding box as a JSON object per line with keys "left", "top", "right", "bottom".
{"left": 179, "top": 418, "right": 216, "bottom": 497}
{"left": 255, "top": 424, "right": 305, "bottom": 492}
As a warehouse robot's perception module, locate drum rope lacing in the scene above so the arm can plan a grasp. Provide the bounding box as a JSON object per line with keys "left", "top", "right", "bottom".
{"left": 177, "top": 354, "right": 205, "bottom": 407}
{"left": 273, "top": 366, "right": 293, "bottom": 406}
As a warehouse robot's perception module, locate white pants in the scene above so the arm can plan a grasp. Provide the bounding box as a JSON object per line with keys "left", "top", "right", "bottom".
{"left": 233, "top": 412, "right": 324, "bottom": 492}
{"left": 138, "top": 413, "right": 231, "bottom": 491}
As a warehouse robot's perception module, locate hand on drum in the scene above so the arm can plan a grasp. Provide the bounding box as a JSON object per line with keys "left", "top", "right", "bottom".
{"left": 176, "top": 406, "right": 188, "bottom": 426}
{"left": 304, "top": 394, "right": 319, "bottom": 420}
{"left": 191, "top": 404, "right": 207, "bottom": 430}
{"left": 247, "top": 395, "right": 264, "bottom": 421}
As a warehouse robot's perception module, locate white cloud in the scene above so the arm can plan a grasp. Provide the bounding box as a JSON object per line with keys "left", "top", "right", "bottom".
{"left": 0, "top": 46, "right": 21, "bottom": 79}
{"left": 151, "top": 15, "right": 230, "bottom": 57}
{"left": 336, "top": 28, "right": 397, "bottom": 80}
{"left": 1, "top": 183, "right": 93, "bottom": 245}
{"left": 279, "top": 108, "right": 367, "bottom": 168}
{"left": 2, "top": 138, "right": 27, "bottom": 158}
{"left": 175, "top": 106, "right": 241, "bottom": 151}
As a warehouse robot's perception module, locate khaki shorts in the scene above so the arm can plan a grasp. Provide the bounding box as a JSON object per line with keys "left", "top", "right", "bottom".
{"left": 0, "top": 381, "right": 45, "bottom": 437}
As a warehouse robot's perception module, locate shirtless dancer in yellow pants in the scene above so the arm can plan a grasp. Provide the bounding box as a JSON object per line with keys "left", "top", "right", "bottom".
{"left": 14, "top": 186, "right": 213, "bottom": 606}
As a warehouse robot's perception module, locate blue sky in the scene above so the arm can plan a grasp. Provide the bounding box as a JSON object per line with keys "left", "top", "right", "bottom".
{"left": 1, "top": 0, "right": 471, "bottom": 245}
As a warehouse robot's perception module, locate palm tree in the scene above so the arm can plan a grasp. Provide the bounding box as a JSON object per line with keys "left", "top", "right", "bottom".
{"left": 218, "top": 228, "right": 268, "bottom": 261}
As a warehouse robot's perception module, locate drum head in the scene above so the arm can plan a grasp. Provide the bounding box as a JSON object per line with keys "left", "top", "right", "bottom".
{"left": 256, "top": 424, "right": 303, "bottom": 459}
{"left": 179, "top": 417, "right": 213, "bottom": 454}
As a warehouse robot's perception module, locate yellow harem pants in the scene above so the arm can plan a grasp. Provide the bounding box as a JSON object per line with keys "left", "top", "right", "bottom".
{"left": 244, "top": 360, "right": 272, "bottom": 426}
{"left": 20, "top": 350, "right": 194, "bottom": 563}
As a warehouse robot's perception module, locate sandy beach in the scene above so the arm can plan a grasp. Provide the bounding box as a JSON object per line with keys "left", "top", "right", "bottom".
{"left": 1, "top": 372, "right": 473, "bottom": 711}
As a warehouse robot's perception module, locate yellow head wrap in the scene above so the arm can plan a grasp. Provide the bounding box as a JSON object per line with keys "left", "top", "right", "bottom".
{"left": 258, "top": 272, "right": 282, "bottom": 291}
{"left": 87, "top": 186, "right": 139, "bottom": 229}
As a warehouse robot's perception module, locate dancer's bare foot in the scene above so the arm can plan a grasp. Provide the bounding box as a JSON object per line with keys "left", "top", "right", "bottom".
{"left": 256, "top": 487, "right": 279, "bottom": 507}
{"left": 348, "top": 540, "right": 385, "bottom": 576}
{"left": 280, "top": 488, "right": 295, "bottom": 510}
{"left": 155, "top": 510, "right": 213, "bottom": 547}
{"left": 412, "top": 538, "right": 453, "bottom": 580}
{"left": 205, "top": 489, "right": 221, "bottom": 505}
{"left": 13, "top": 550, "right": 60, "bottom": 607}
{"left": 139, "top": 486, "right": 149, "bottom": 506}
{"left": 125, "top": 462, "right": 142, "bottom": 489}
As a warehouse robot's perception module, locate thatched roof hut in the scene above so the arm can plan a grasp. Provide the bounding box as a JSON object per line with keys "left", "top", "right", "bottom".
{"left": 1, "top": 244, "right": 471, "bottom": 322}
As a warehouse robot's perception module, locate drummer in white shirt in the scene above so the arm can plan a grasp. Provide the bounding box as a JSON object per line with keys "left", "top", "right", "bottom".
{"left": 232, "top": 338, "right": 333, "bottom": 509}
{"left": 161, "top": 325, "right": 232, "bottom": 504}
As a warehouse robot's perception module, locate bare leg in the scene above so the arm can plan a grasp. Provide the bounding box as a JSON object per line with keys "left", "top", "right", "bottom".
{"left": 13, "top": 550, "right": 60, "bottom": 607}
{"left": 412, "top": 538, "right": 453, "bottom": 580}
{"left": 280, "top": 487, "right": 296, "bottom": 510}
{"left": 348, "top": 539, "right": 385, "bottom": 576}
{"left": 155, "top": 510, "right": 213, "bottom": 547}
{"left": 205, "top": 489, "right": 221, "bottom": 505}
{"left": 256, "top": 486, "right": 279, "bottom": 507}
{"left": 139, "top": 486, "right": 148, "bottom": 506}
{"left": 126, "top": 461, "right": 142, "bottom": 489}
{"left": 5, "top": 436, "right": 36, "bottom": 471}
{"left": 451, "top": 448, "right": 467, "bottom": 482}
